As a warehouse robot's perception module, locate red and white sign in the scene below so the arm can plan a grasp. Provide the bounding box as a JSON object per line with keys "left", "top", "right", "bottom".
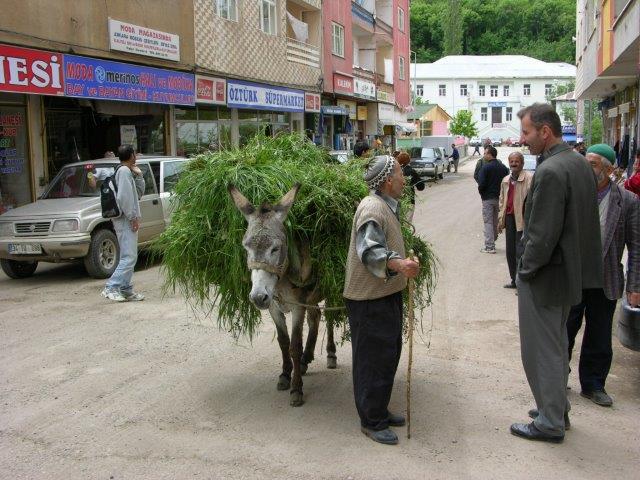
{"left": 304, "top": 92, "right": 320, "bottom": 112}
{"left": 195, "top": 75, "right": 226, "bottom": 105}
{"left": 0, "top": 44, "right": 64, "bottom": 96}
{"left": 109, "top": 19, "right": 180, "bottom": 62}
{"left": 333, "top": 73, "right": 353, "bottom": 94}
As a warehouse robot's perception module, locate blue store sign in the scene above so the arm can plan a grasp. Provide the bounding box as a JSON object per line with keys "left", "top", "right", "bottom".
{"left": 488, "top": 102, "right": 507, "bottom": 108}
{"left": 63, "top": 54, "right": 195, "bottom": 105}
{"left": 227, "top": 80, "right": 304, "bottom": 112}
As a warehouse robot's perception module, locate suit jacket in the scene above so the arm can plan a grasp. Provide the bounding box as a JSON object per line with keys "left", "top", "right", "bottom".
{"left": 498, "top": 170, "right": 533, "bottom": 232}
{"left": 601, "top": 183, "right": 640, "bottom": 300}
{"left": 519, "top": 143, "right": 603, "bottom": 306}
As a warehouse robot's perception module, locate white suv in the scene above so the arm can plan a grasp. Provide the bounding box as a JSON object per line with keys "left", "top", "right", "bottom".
{"left": 0, "top": 156, "right": 186, "bottom": 279}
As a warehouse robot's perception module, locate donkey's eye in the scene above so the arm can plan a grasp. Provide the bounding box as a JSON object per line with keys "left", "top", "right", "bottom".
{"left": 271, "top": 246, "right": 279, "bottom": 254}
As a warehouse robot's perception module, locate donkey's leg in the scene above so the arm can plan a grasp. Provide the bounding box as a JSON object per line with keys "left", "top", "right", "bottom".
{"left": 300, "top": 307, "right": 320, "bottom": 375}
{"left": 270, "top": 305, "right": 292, "bottom": 391}
{"left": 326, "top": 321, "right": 337, "bottom": 369}
{"left": 289, "top": 306, "right": 305, "bottom": 406}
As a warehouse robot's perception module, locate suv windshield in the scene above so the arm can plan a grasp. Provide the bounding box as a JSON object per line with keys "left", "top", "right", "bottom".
{"left": 43, "top": 164, "right": 116, "bottom": 199}
{"left": 410, "top": 147, "right": 439, "bottom": 159}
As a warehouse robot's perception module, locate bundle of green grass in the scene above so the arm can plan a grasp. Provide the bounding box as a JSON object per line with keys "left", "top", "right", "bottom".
{"left": 155, "top": 134, "right": 437, "bottom": 339}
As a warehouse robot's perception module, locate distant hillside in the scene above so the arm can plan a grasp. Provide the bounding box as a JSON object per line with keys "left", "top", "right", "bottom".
{"left": 411, "top": 0, "right": 577, "bottom": 64}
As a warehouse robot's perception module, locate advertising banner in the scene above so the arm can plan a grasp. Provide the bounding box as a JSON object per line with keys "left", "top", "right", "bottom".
{"left": 108, "top": 19, "right": 180, "bottom": 62}
{"left": 196, "top": 75, "right": 226, "bottom": 105}
{"left": 354, "top": 78, "right": 376, "bottom": 100}
{"left": 227, "top": 80, "right": 304, "bottom": 112}
{"left": 305, "top": 93, "right": 321, "bottom": 113}
{"left": 0, "top": 43, "right": 64, "bottom": 96}
{"left": 63, "top": 55, "right": 195, "bottom": 105}
{"left": 333, "top": 73, "right": 353, "bottom": 94}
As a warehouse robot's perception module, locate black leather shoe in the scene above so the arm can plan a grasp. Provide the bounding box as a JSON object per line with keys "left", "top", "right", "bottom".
{"left": 361, "top": 427, "right": 398, "bottom": 445}
{"left": 528, "top": 409, "right": 570, "bottom": 430}
{"left": 581, "top": 390, "right": 613, "bottom": 407}
{"left": 504, "top": 282, "right": 517, "bottom": 289}
{"left": 510, "top": 422, "right": 564, "bottom": 443}
{"left": 387, "top": 412, "right": 406, "bottom": 427}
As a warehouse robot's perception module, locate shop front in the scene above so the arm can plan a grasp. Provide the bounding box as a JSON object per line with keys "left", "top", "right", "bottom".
{"left": 0, "top": 93, "right": 30, "bottom": 214}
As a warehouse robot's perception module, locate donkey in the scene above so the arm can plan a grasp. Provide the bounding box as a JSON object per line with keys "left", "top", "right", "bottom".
{"left": 228, "top": 183, "right": 337, "bottom": 407}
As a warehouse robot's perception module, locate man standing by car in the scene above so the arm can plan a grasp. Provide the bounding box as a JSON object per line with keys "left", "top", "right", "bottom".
{"left": 101, "top": 145, "right": 146, "bottom": 302}
{"left": 566, "top": 144, "right": 639, "bottom": 408}
{"left": 498, "top": 152, "right": 533, "bottom": 287}
{"left": 395, "top": 151, "right": 425, "bottom": 222}
{"left": 477, "top": 146, "right": 508, "bottom": 253}
{"left": 511, "top": 103, "right": 602, "bottom": 443}
{"left": 450, "top": 144, "right": 460, "bottom": 173}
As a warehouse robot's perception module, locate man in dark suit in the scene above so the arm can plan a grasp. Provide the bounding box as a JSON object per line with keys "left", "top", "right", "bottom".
{"left": 566, "top": 143, "right": 640, "bottom": 407}
{"left": 510, "top": 104, "right": 603, "bottom": 443}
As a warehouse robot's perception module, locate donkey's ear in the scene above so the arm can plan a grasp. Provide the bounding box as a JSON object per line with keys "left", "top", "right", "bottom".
{"left": 273, "top": 182, "right": 301, "bottom": 220}
{"left": 228, "top": 184, "right": 255, "bottom": 218}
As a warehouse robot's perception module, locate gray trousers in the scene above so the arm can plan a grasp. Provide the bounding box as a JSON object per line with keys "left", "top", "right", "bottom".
{"left": 517, "top": 276, "right": 571, "bottom": 435}
{"left": 482, "top": 199, "right": 499, "bottom": 249}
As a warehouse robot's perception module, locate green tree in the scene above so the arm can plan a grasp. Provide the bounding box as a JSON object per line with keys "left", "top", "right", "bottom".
{"left": 444, "top": 0, "right": 463, "bottom": 55}
{"left": 561, "top": 105, "right": 577, "bottom": 125}
{"left": 448, "top": 110, "right": 478, "bottom": 138}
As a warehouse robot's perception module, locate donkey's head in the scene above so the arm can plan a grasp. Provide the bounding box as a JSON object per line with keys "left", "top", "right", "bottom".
{"left": 228, "top": 183, "right": 300, "bottom": 310}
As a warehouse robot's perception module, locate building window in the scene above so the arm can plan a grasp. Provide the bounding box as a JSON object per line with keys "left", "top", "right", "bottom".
{"left": 332, "top": 23, "right": 344, "bottom": 57}
{"left": 399, "top": 56, "right": 405, "bottom": 80}
{"left": 503, "top": 85, "right": 510, "bottom": 96}
{"left": 481, "top": 107, "right": 487, "bottom": 121}
{"left": 398, "top": 7, "right": 405, "bottom": 32}
{"left": 490, "top": 85, "right": 498, "bottom": 97}
{"left": 478, "top": 85, "right": 485, "bottom": 96}
{"left": 420, "top": 120, "right": 433, "bottom": 137}
{"left": 545, "top": 83, "right": 553, "bottom": 96}
{"left": 523, "top": 84, "right": 531, "bottom": 96}
{"left": 439, "top": 84, "right": 446, "bottom": 96}
{"left": 260, "top": 0, "right": 277, "bottom": 35}
{"left": 416, "top": 84, "right": 424, "bottom": 97}
{"left": 506, "top": 107, "right": 513, "bottom": 121}
{"left": 175, "top": 106, "right": 232, "bottom": 156}
{"left": 213, "top": 0, "right": 237, "bottom": 21}
{"left": 460, "top": 84, "right": 468, "bottom": 96}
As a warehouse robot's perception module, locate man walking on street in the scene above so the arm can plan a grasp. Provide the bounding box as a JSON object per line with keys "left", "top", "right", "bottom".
{"left": 101, "top": 145, "right": 146, "bottom": 302}
{"left": 477, "top": 146, "right": 509, "bottom": 253}
{"left": 511, "top": 103, "right": 602, "bottom": 443}
{"left": 343, "top": 155, "right": 420, "bottom": 445}
{"left": 450, "top": 144, "right": 460, "bottom": 173}
{"left": 566, "top": 144, "right": 640, "bottom": 407}
{"left": 498, "top": 152, "right": 533, "bottom": 288}
{"left": 396, "top": 151, "right": 425, "bottom": 223}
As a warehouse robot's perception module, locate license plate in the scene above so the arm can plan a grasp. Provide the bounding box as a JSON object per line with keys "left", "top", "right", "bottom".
{"left": 8, "top": 243, "right": 42, "bottom": 254}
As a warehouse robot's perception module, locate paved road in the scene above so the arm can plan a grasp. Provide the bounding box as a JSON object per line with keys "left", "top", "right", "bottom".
{"left": 1, "top": 153, "right": 639, "bottom": 479}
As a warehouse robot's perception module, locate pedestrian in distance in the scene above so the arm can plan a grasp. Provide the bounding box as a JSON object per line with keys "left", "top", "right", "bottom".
{"left": 473, "top": 145, "right": 491, "bottom": 183}
{"left": 498, "top": 152, "right": 533, "bottom": 288}
{"left": 472, "top": 143, "right": 481, "bottom": 156}
{"left": 566, "top": 143, "right": 640, "bottom": 407}
{"left": 395, "top": 151, "right": 425, "bottom": 223}
{"left": 450, "top": 143, "right": 460, "bottom": 172}
{"left": 624, "top": 148, "right": 640, "bottom": 197}
{"left": 511, "top": 103, "right": 603, "bottom": 444}
{"left": 353, "top": 141, "right": 371, "bottom": 158}
{"left": 101, "top": 144, "right": 146, "bottom": 302}
{"left": 477, "top": 145, "right": 509, "bottom": 254}
{"left": 343, "top": 155, "right": 420, "bottom": 445}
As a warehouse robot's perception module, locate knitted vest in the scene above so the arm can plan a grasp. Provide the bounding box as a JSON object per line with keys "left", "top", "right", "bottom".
{"left": 343, "top": 194, "right": 407, "bottom": 300}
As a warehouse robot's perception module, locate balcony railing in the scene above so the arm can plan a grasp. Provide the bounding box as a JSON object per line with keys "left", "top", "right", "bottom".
{"left": 374, "top": 18, "right": 393, "bottom": 44}
{"left": 353, "top": 66, "right": 376, "bottom": 82}
{"left": 352, "top": 1, "right": 375, "bottom": 26}
{"left": 286, "top": 38, "right": 321, "bottom": 69}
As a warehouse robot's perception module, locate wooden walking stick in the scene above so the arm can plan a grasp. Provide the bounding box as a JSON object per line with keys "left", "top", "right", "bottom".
{"left": 406, "top": 250, "right": 415, "bottom": 439}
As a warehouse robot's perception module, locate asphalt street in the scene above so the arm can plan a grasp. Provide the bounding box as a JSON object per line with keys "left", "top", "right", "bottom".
{"left": 1, "top": 147, "right": 639, "bottom": 479}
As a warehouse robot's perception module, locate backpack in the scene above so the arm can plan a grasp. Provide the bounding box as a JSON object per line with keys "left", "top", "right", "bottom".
{"left": 100, "top": 165, "right": 122, "bottom": 218}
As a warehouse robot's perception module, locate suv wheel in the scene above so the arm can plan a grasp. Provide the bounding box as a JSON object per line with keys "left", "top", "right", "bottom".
{"left": 447, "top": 162, "right": 451, "bottom": 173}
{"left": 84, "top": 228, "right": 119, "bottom": 279}
{"left": 1, "top": 259, "right": 38, "bottom": 279}
{"left": 438, "top": 168, "right": 445, "bottom": 180}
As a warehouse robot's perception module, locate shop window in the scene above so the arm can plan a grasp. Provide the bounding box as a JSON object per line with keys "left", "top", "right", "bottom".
{"left": 214, "top": 0, "right": 237, "bottom": 21}
{"left": 0, "top": 100, "right": 31, "bottom": 212}
{"left": 175, "top": 106, "right": 232, "bottom": 156}
{"left": 238, "top": 110, "right": 290, "bottom": 147}
{"left": 332, "top": 23, "right": 344, "bottom": 57}
{"left": 261, "top": 0, "right": 277, "bottom": 35}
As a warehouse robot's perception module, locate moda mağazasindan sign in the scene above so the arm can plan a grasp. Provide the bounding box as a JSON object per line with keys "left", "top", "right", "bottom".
{"left": 109, "top": 19, "right": 180, "bottom": 62}
{"left": 227, "top": 80, "right": 304, "bottom": 112}
{"left": 63, "top": 55, "right": 194, "bottom": 105}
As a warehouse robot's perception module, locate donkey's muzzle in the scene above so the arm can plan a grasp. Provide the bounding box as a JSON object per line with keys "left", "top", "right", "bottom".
{"left": 250, "top": 291, "right": 271, "bottom": 309}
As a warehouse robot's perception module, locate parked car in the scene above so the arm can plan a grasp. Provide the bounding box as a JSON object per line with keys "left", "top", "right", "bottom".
{"left": 469, "top": 137, "right": 482, "bottom": 147}
{"left": 409, "top": 147, "right": 448, "bottom": 180}
{"left": 0, "top": 156, "right": 187, "bottom": 279}
{"left": 491, "top": 136, "right": 503, "bottom": 147}
{"left": 522, "top": 154, "right": 537, "bottom": 171}
{"left": 507, "top": 137, "right": 521, "bottom": 147}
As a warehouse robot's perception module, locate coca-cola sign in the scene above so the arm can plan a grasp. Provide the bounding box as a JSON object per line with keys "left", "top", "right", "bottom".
{"left": 195, "top": 75, "right": 226, "bottom": 105}
{"left": 0, "top": 44, "right": 64, "bottom": 96}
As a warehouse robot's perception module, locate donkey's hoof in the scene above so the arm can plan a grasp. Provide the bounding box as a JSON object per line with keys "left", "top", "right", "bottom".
{"left": 290, "top": 391, "right": 304, "bottom": 407}
{"left": 277, "top": 374, "right": 291, "bottom": 391}
{"left": 300, "top": 362, "right": 308, "bottom": 376}
{"left": 327, "top": 356, "right": 337, "bottom": 369}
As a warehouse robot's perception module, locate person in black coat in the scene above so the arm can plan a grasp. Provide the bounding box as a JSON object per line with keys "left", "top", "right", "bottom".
{"left": 396, "top": 151, "right": 425, "bottom": 223}
{"left": 477, "top": 146, "right": 509, "bottom": 253}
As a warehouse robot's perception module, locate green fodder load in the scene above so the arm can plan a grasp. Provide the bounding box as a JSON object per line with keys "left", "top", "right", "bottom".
{"left": 155, "top": 134, "right": 437, "bottom": 339}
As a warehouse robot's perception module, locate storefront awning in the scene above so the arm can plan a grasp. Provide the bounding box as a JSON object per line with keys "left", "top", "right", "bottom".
{"left": 395, "top": 122, "right": 417, "bottom": 134}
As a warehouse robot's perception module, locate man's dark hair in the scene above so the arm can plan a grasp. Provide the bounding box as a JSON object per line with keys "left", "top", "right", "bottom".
{"left": 118, "top": 144, "right": 135, "bottom": 162}
{"left": 517, "top": 103, "right": 562, "bottom": 137}
{"left": 451, "top": 143, "right": 456, "bottom": 148}
{"left": 485, "top": 145, "right": 498, "bottom": 158}
{"left": 353, "top": 141, "right": 370, "bottom": 158}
